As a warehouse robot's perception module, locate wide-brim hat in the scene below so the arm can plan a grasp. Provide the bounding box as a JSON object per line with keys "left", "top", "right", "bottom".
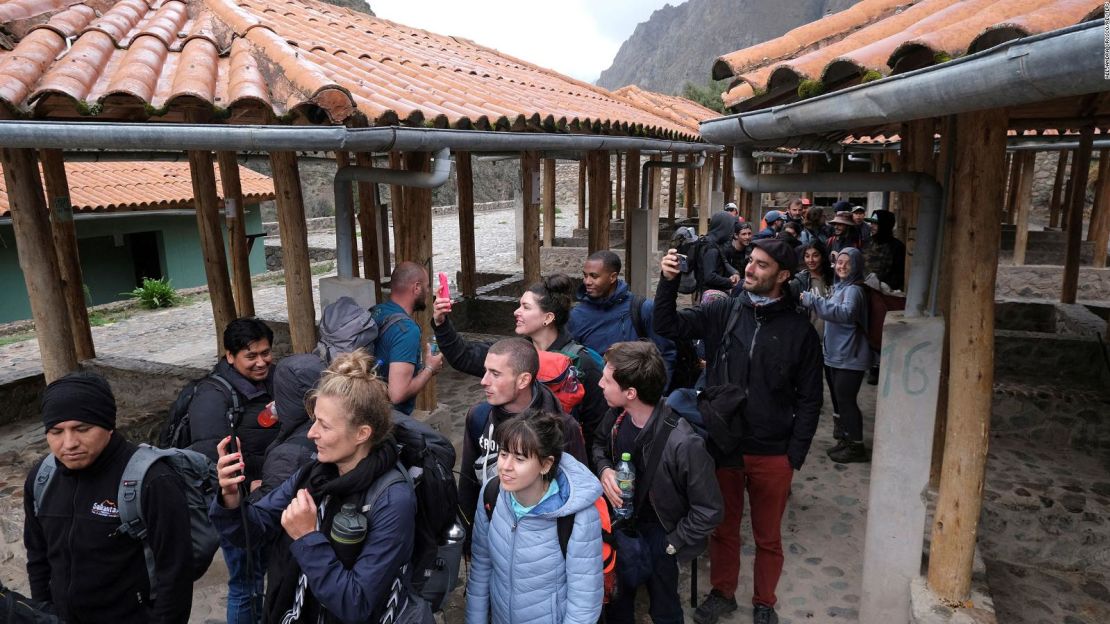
{"left": 829, "top": 211, "right": 856, "bottom": 227}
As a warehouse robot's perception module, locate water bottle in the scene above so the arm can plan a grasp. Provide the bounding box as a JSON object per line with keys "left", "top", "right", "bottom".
{"left": 430, "top": 335, "right": 440, "bottom": 356}
{"left": 614, "top": 452, "right": 635, "bottom": 521}
{"left": 330, "top": 503, "right": 367, "bottom": 545}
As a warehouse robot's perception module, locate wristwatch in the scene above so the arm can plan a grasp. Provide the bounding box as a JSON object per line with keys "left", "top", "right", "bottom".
{"left": 665, "top": 543, "right": 677, "bottom": 556}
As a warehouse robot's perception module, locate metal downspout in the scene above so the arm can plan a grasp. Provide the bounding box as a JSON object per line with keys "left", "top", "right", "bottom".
{"left": 332, "top": 148, "right": 452, "bottom": 279}
{"left": 626, "top": 154, "right": 706, "bottom": 296}
{"left": 732, "top": 148, "right": 942, "bottom": 316}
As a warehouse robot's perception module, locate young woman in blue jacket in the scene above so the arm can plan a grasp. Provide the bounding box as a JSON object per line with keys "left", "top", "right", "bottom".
{"left": 211, "top": 350, "right": 418, "bottom": 624}
{"left": 466, "top": 409, "right": 604, "bottom": 624}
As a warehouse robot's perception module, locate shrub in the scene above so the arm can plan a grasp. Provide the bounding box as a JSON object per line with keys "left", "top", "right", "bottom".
{"left": 127, "top": 277, "right": 181, "bottom": 309}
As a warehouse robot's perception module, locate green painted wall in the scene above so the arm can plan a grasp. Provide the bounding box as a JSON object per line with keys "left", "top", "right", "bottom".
{"left": 0, "top": 205, "right": 266, "bottom": 323}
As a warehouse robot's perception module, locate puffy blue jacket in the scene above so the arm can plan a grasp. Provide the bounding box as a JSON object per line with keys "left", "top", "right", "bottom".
{"left": 567, "top": 279, "right": 677, "bottom": 384}
{"left": 801, "top": 247, "right": 872, "bottom": 371}
{"left": 466, "top": 454, "right": 603, "bottom": 624}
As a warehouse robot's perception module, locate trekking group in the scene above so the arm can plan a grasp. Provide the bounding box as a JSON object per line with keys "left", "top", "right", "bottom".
{"left": 18, "top": 199, "right": 903, "bottom": 624}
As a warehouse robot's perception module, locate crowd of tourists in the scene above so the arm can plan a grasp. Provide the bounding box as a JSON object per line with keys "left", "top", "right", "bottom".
{"left": 15, "top": 199, "right": 904, "bottom": 624}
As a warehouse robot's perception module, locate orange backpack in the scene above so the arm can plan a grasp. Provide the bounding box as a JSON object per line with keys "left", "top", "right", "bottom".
{"left": 535, "top": 350, "right": 586, "bottom": 414}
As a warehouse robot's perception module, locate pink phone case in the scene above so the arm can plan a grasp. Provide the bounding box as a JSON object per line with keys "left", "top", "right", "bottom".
{"left": 437, "top": 272, "right": 450, "bottom": 300}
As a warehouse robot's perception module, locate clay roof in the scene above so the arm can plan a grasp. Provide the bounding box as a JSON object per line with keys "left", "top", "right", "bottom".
{"left": 610, "top": 85, "right": 720, "bottom": 135}
{"left": 0, "top": 161, "right": 275, "bottom": 216}
{"left": 713, "top": 0, "right": 1104, "bottom": 110}
{"left": 0, "top": 0, "right": 699, "bottom": 141}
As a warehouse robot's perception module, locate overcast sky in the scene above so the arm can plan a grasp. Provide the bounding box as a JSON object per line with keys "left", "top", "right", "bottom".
{"left": 370, "top": 0, "right": 676, "bottom": 83}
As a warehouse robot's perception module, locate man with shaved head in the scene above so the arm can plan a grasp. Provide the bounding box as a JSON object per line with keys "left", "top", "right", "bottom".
{"left": 372, "top": 261, "right": 444, "bottom": 415}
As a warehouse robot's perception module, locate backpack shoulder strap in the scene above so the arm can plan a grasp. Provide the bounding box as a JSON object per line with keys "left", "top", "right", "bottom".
{"left": 117, "top": 444, "right": 171, "bottom": 540}
{"left": 205, "top": 373, "right": 242, "bottom": 420}
{"left": 32, "top": 455, "right": 57, "bottom": 516}
{"left": 482, "top": 476, "right": 501, "bottom": 521}
{"left": 468, "top": 403, "right": 494, "bottom": 447}
{"left": 629, "top": 294, "right": 647, "bottom": 338}
{"left": 364, "top": 462, "right": 411, "bottom": 517}
{"left": 556, "top": 513, "right": 574, "bottom": 558}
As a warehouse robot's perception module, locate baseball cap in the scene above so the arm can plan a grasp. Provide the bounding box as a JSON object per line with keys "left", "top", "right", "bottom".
{"left": 851, "top": 205, "right": 866, "bottom": 214}
{"left": 764, "top": 210, "right": 784, "bottom": 224}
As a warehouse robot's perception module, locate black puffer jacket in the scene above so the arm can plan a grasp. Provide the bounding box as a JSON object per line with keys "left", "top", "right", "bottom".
{"left": 590, "top": 404, "right": 722, "bottom": 563}
{"left": 187, "top": 359, "right": 276, "bottom": 482}
{"left": 260, "top": 354, "right": 326, "bottom": 495}
{"left": 699, "top": 212, "right": 741, "bottom": 292}
{"left": 653, "top": 276, "right": 824, "bottom": 469}
{"left": 23, "top": 434, "right": 193, "bottom": 623}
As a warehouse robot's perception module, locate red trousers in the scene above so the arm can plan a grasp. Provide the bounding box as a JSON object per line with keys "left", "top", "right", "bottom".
{"left": 708, "top": 455, "right": 794, "bottom": 607}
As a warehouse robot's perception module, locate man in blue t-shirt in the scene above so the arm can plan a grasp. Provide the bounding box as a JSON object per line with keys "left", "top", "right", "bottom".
{"left": 371, "top": 261, "right": 444, "bottom": 414}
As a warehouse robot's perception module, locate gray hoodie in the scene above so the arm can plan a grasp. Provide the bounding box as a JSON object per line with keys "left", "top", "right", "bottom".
{"left": 801, "top": 247, "right": 871, "bottom": 371}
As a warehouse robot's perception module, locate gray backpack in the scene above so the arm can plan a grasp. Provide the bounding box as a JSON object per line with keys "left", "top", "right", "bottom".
{"left": 32, "top": 444, "right": 220, "bottom": 594}
{"left": 315, "top": 297, "right": 407, "bottom": 364}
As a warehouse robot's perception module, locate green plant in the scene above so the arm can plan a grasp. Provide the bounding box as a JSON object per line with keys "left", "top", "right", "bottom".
{"left": 797, "top": 79, "right": 825, "bottom": 100}
{"left": 311, "top": 261, "right": 335, "bottom": 276}
{"left": 88, "top": 311, "right": 110, "bottom": 327}
{"left": 861, "top": 70, "right": 883, "bottom": 84}
{"left": 681, "top": 77, "right": 729, "bottom": 114}
{"left": 126, "top": 277, "right": 181, "bottom": 309}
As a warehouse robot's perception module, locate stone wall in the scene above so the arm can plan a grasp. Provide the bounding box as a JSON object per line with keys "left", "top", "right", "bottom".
{"left": 0, "top": 373, "right": 43, "bottom": 427}
{"left": 995, "top": 265, "right": 1110, "bottom": 303}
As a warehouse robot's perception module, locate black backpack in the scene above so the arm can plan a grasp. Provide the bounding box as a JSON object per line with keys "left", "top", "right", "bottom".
{"left": 160, "top": 373, "right": 239, "bottom": 448}
{"left": 671, "top": 229, "right": 709, "bottom": 295}
{"left": 629, "top": 295, "right": 701, "bottom": 391}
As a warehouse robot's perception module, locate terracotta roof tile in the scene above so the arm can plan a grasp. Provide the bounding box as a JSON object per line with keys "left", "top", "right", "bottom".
{"left": 0, "top": 161, "right": 274, "bottom": 216}
{"left": 0, "top": 0, "right": 86, "bottom": 25}
{"left": 717, "top": 0, "right": 1103, "bottom": 109}
{"left": 610, "top": 85, "right": 720, "bottom": 135}
{"left": 0, "top": 0, "right": 698, "bottom": 140}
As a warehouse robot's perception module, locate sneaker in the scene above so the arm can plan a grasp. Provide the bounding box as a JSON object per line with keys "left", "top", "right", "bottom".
{"left": 693, "top": 590, "right": 738, "bottom": 624}
{"left": 829, "top": 441, "right": 871, "bottom": 464}
{"left": 753, "top": 604, "right": 779, "bottom": 624}
{"left": 825, "top": 439, "right": 850, "bottom": 457}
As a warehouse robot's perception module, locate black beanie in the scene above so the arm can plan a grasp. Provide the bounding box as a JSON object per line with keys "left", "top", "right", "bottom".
{"left": 41, "top": 372, "right": 117, "bottom": 431}
{"left": 751, "top": 238, "right": 799, "bottom": 275}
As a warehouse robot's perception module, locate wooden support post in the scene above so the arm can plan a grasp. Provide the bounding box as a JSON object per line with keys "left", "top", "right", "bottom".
{"left": 333, "top": 152, "right": 360, "bottom": 278}
{"left": 188, "top": 150, "right": 237, "bottom": 355}
{"left": 668, "top": 153, "right": 678, "bottom": 224}
{"left": 651, "top": 154, "right": 663, "bottom": 213}
{"left": 684, "top": 155, "right": 696, "bottom": 219}
{"left": 586, "top": 150, "right": 611, "bottom": 253}
{"left": 1062, "top": 128, "right": 1095, "bottom": 304}
{"left": 1049, "top": 151, "right": 1069, "bottom": 229}
{"left": 722, "top": 150, "right": 734, "bottom": 204}
{"left": 1091, "top": 151, "right": 1110, "bottom": 268}
{"left": 521, "top": 151, "right": 541, "bottom": 285}
{"left": 927, "top": 109, "right": 1008, "bottom": 602}
{"left": 801, "top": 155, "right": 816, "bottom": 202}
{"left": 900, "top": 119, "right": 934, "bottom": 270}
{"left": 1012, "top": 151, "right": 1037, "bottom": 266}
{"left": 698, "top": 158, "right": 711, "bottom": 235}
{"left": 216, "top": 151, "right": 256, "bottom": 317}
{"left": 624, "top": 150, "right": 641, "bottom": 286}
{"left": 930, "top": 115, "right": 957, "bottom": 490}
{"left": 269, "top": 151, "right": 316, "bottom": 353}
{"left": 577, "top": 159, "right": 586, "bottom": 230}
{"left": 614, "top": 153, "right": 623, "bottom": 220}
{"left": 1088, "top": 150, "right": 1108, "bottom": 242}
{"left": 394, "top": 152, "right": 436, "bottom": 410}
{"left": 542, "top": 158, "right": 556, "bottom": 247}
{"left": 387, "top": 151, "right": 406, "bottom": 279}
{"left": 39, "top": 149, "right": 94, "bottom": 361}
{"left": 1003, "top": 152, "right": 1021, "bottom": 225}
{"left": 457, "top": 151, "right": 478, "bottom": 297}
{"left": 355, "top": 152, "right": 383, "bottom": 303}
{"left": 2, "top": 148, "right": 78, "bottom": 382}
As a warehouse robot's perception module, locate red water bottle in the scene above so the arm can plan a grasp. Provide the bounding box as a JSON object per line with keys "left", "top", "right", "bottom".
{"left": 257, "top": 401, "right": 278, "bottom": 428}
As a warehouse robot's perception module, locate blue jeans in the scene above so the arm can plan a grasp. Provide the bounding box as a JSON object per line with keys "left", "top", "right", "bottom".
{"left": 224, "top": 543, "right": 267, "bottom": 624}
{"left": 605, "top": 521, "right": 683, "bottom": 624}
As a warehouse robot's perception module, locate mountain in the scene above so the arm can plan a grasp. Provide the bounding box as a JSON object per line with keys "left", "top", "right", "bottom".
{"left": 321, "top": 0, "right": 374, "bottom": 16}
{"left": 596, "top": 0, "right": 861, "bottom": 95}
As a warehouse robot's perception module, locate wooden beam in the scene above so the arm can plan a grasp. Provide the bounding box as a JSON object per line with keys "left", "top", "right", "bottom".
{"left": 39, "top": 149, "right": 94, "bottom": 361}
{"left": 586, "top": 150, "right": 610, "bottom": 254}
{"left": 651, "top": 154, "right": 663, "bottom": 214}
{"left": 930, "top": 115, "right": 956, "bottom": 491}
{"left": 614, "top": 153, "right": 623, "bottom": 220}
{"left": 387, "top": 151, "right": 406, "bottom": 279}
{"left": 334, "top": 152, "right": 360, "bottom": 278}
{"left": 577, "top": 159, "right": 586, "bottom": 230}
{"left": 1091, "top": 151, "right": 1110, "bottom": 268}
{"left": 542, "top": 157, "right": 556, "bottom": 247}
{"left": 1011, "top": 150, "right": 1037, "bottom": 266}
{"left": 216, "top": 151, "right": 256, "bottom": 317}
{"left": 269, "top": 151, "right": 317, "bottom": 353}
{"left": 456, "top": 151, "right": 477, "bottom": 297}
{"left": 2, "top": 147, "right": 78, "bottom": 382}
{"left": 188, "top": 150, "right": 237, "bottom": 355}
{"left": 900, "top": 119, "right": 934, "bottom": 267}
{"left": 927, "top": 108, "right": 1008, "bottom": 602}
{"left": 1062, "top": 152, "right": 1077, "bottom": 231}
{"left": 354, "top": 151, "right": 382, "bottom": 302}
{"left": 698, "top": 158, "right": 711, "bottom": 235}
{"left": 1003, "top": 152, "right": 1021, "bottom": 225}
{"left": 801, "top": 154, "right": 816, "bottom": 202}
{"left": 1088, "top": 150, "right": 1108, "bottom": 242}
{"left": 668, "top": 152, "right": 678, "bottom": 224}
{"left": 1048, "top": 151, "right": 1069, "bottom": 229}
{"left": 684, "top": 155, "right": 696, "bottom": 219}
{"left": 722, "top": 150, "right": 734, "bottom": 204}
{"left": 624, "top": 149, "right": 641, "bottom": 286}
{"left": 395, "top": 151, "right": 436, "bottom": 411}
{"left": 1062, "top": 127, "right": 1095, "bottom": 304}
{"left": 521, "top": 151, "right": 541, "bottom": 285}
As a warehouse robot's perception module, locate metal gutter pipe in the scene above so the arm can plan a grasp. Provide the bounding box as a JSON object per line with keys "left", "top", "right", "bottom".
{"left": 701, "top": 22, "right": 1106, "bottom": 147}
{"left": 626, "top": 154, "right": 706, "bottom": 296}
{"left": 332, "top": 147, "right": 452, "bottom": 278}
{"left": 0, "top": 122, "right": 716, "bottom": 155}
{"left": 732, "top": 148, "right": 941, "bottom": 316}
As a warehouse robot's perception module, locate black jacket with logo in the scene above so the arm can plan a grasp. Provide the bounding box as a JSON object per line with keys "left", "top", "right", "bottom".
{"left": 22, "top": 433, "right": 193, "bottom": 623}
{"left": 653, "top": 275, "right": 824, "bottom": 469}
{"left": 187, "top": 359, "right": 276, "bottom": 482}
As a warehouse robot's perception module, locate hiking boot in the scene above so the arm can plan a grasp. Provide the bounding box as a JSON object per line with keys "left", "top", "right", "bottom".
{"left": 829, "top": 441, "right": 871, "bottom": 464}
{"left": 693, "top": 590, "right": 737, "bottom": 624}
{"left": 753, "top": 605, "right": 779, "bottom": 624}
{"left": 825, "top": 438, "right": 850, "bottom": 457}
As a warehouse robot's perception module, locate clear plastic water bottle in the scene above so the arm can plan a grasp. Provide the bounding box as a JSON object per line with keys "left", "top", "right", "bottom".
{"left": 614, "top": 452, "right": 635, "bottom": 521}
{"left": 430, "top": 335, "right": 440, "bottom": 355}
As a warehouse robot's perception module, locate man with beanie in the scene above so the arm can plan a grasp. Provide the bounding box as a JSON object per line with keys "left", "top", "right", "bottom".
{"left": 23, "top": 372, "right": 193, "bottom": 624}
{"left": 654, "top": 239, "right": 823, "bottom": 624}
